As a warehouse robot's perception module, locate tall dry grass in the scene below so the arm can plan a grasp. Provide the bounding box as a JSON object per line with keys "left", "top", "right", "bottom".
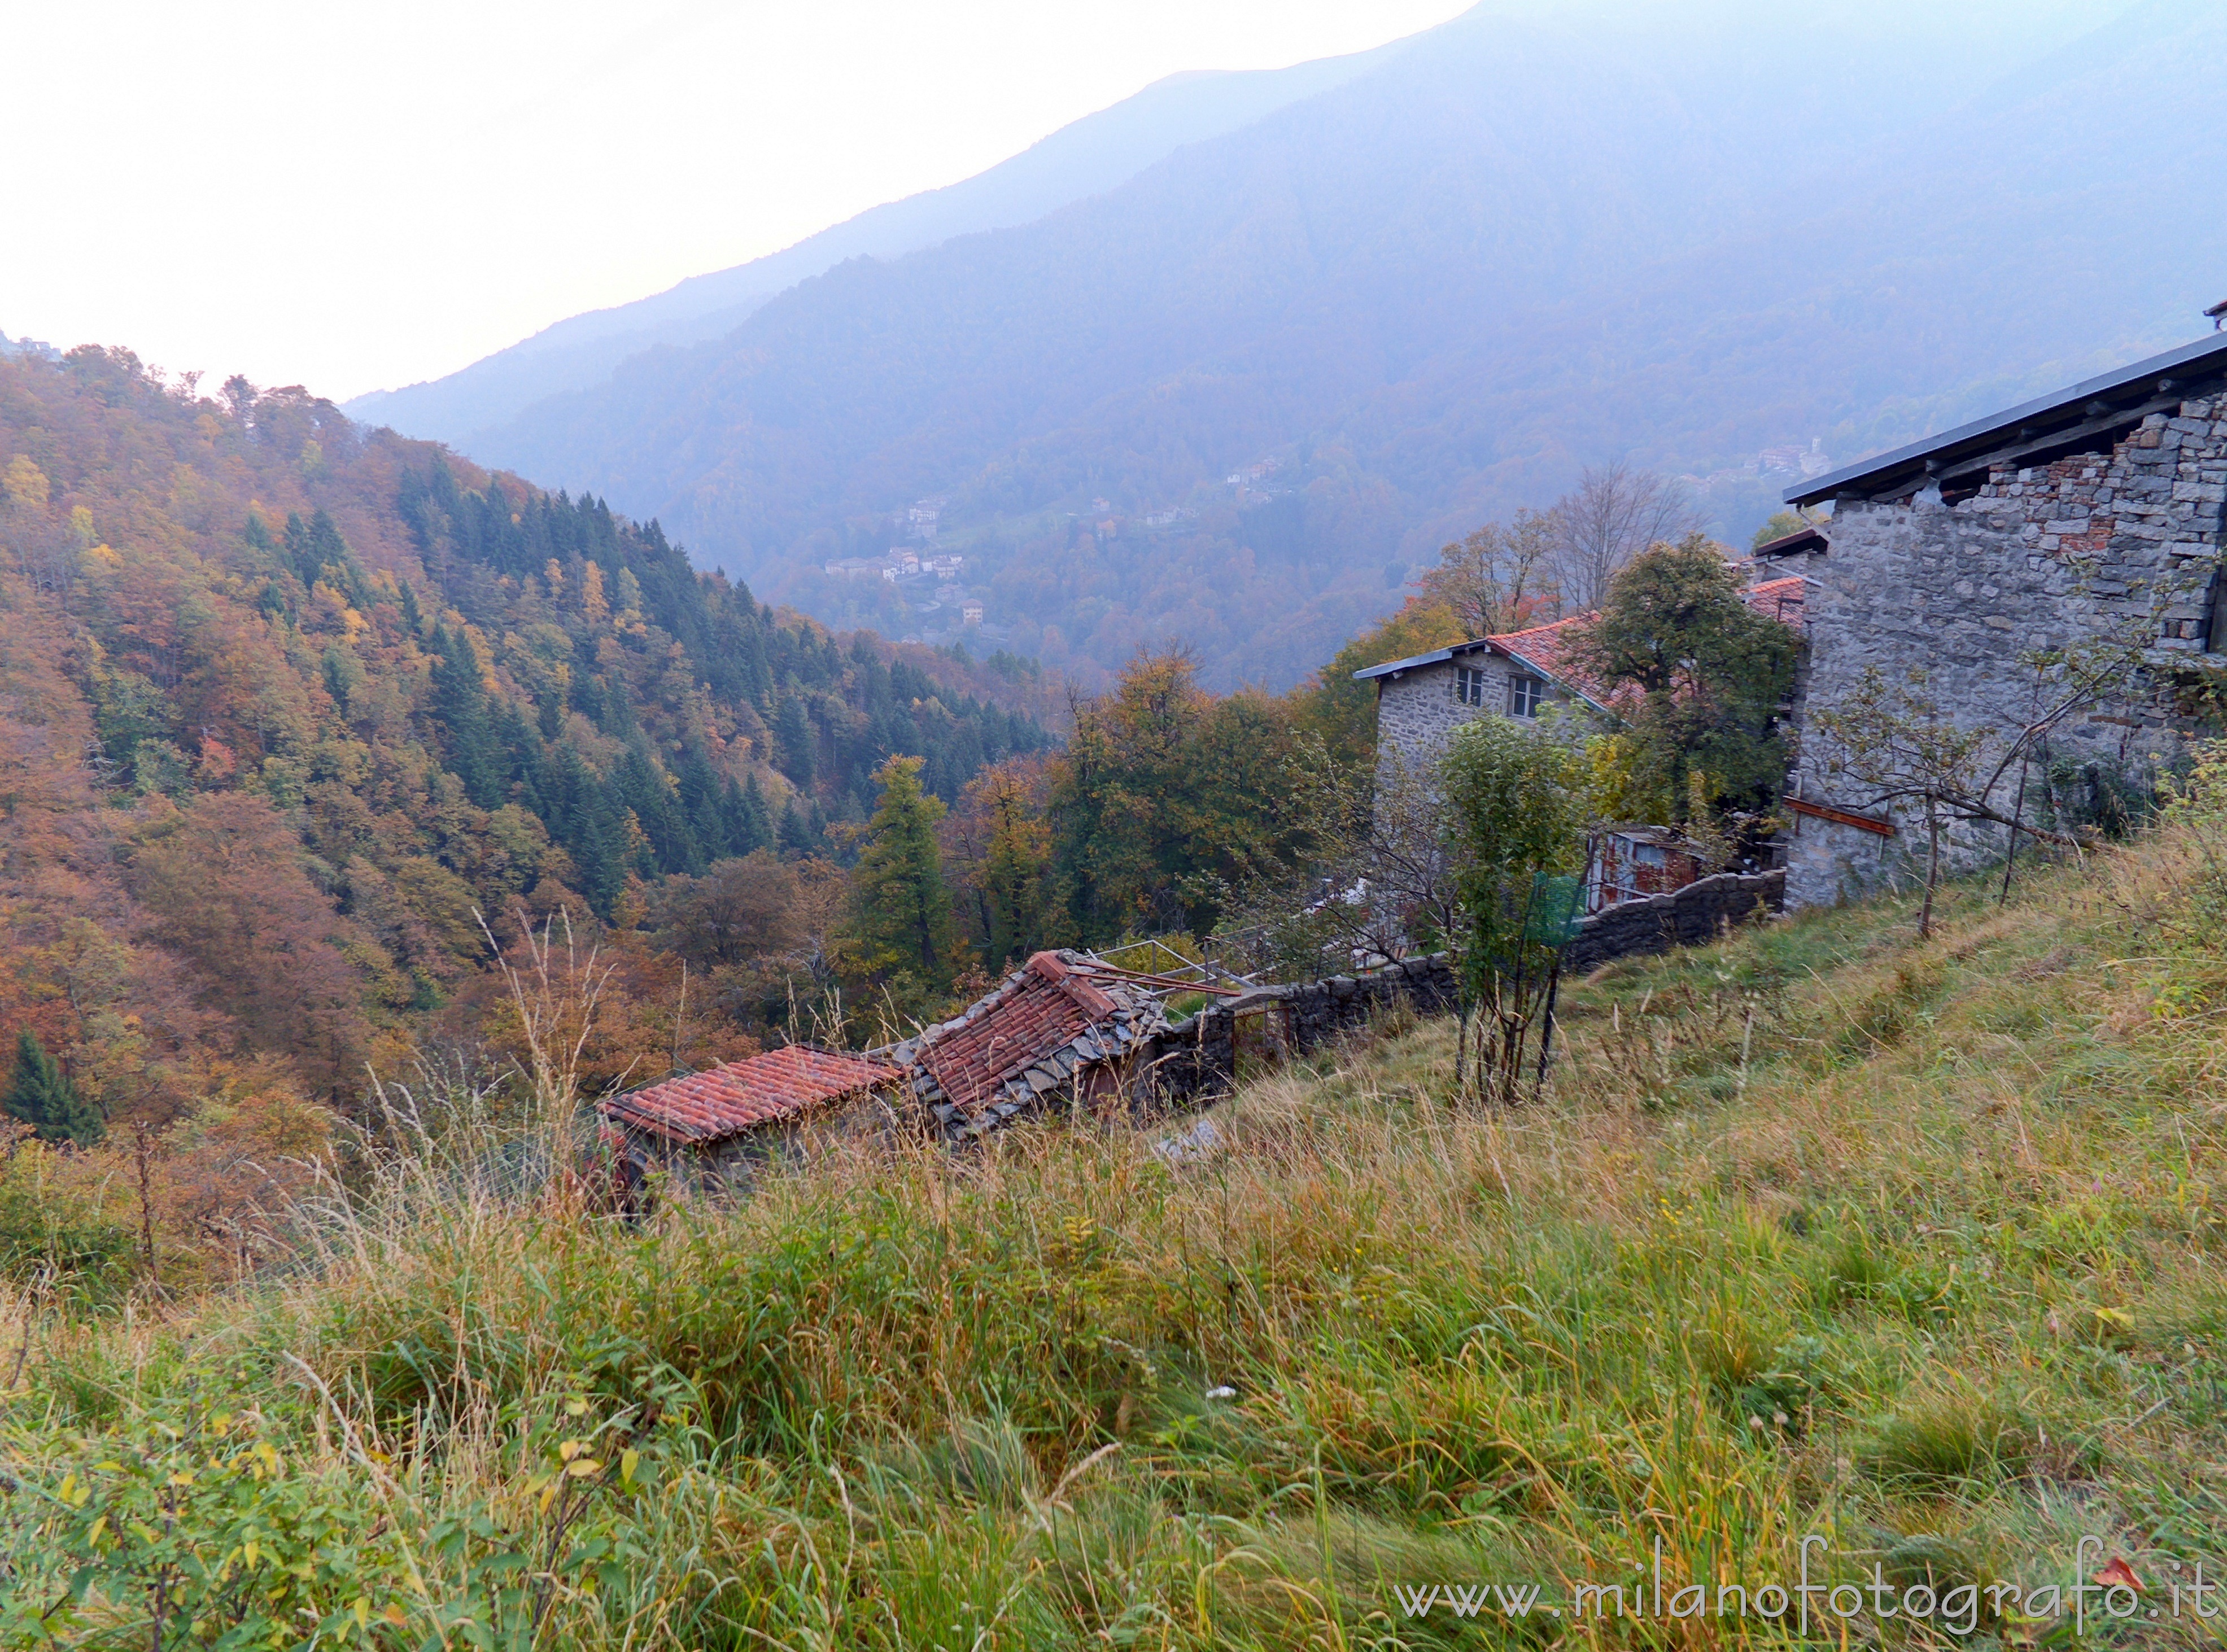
{"left": 10, "top": 818, "right": 2227, "bottom": 1645}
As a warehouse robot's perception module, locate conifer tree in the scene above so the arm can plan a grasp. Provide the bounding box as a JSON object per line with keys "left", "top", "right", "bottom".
{"left": 774, "top": 696, "right": 816, "bottom": 789}
{"left": 848, "top": 755, "right": 960, "bottom": 993}
{"left": 731, "top": 774, "right": 774, "bottom": 856}
{"left": 430, "top": 624, "right": 501, "bottom": 807}
{"left": 3, "top": 1029, "right": 103, "bottom": 1145}
{"left": 980, "top": 770, "right": 1051, "bottom": 967}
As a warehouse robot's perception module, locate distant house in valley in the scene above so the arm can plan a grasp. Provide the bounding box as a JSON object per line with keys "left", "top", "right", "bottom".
{"left": 1357, "top": 579, "right": 1806, "bottom": 787}
{"left": 599, "top": 1044, "right": 900, "bottom": 1194}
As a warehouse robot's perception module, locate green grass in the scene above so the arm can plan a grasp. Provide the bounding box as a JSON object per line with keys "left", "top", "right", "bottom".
{"left": 9, "top": 823, "right": 2227, "bottom": 1647}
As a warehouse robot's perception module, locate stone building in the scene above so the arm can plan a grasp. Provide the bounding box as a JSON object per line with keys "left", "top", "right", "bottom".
{"left": 1354, "top": 613, "right": 1610, "bottom": 792}
{"left": 1357, "top": 580, "right": 1805, "bottom": 789}
{"left": 1774, "top": 332, "right": 2227, "bottom": 908}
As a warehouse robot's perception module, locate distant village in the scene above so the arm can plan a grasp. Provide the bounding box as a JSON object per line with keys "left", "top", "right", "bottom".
{"left": 820, "top": 496, "right": 988, "bottom": 641}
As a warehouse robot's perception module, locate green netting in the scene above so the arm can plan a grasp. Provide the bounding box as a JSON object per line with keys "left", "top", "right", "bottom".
{"left": 1525, "top": 872, "right": 1586, "bottom": 946}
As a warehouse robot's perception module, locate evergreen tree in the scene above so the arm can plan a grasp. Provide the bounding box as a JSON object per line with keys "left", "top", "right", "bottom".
{"left": 676, "top": 741, "right": 727, "bottom": 864}
{"left": 731, "top": 773, "right": 774, "bottom": 857}
{"left": 3, "top": 1029, "right": 103, "bottom": 1145}
{"left": 774, "top": 696, "right": 816, "bottom": 789}
{"left": 572, "top": 798, "right": 627, "bottom": 916}
{"left": 980, "top": 770, "right": 1051, "bottom": 967}
{"left": 846, "top": 755, "right": 960, "bottom": 992}
{"left": 616, "top": 744, "right": 698, "bottom": 874}
{"left": 430, "top": 624, "right": 501, "bottom": 807}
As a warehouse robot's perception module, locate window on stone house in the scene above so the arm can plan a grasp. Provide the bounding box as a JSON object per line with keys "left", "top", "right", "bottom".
{"left": 1453, "top": 665, "right": 1486, "bottom": 706}
{"left": 1507, "top": 673, "right": 1547, "bottom": 717}
{"left": 2209, "top": 563, "right": 2227, "bottom": 654}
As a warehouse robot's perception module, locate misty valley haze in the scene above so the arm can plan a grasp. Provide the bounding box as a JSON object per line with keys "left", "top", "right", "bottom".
{"left": 350, "top": 0, "right": 2227, "bottom": 689}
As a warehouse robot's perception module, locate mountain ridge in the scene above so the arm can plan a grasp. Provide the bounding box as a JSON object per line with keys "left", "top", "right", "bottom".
{"left": 353, "top": 1, "right": 2215, "bottom": 692}
{"left": 342, "top": 43, "right": 1412, "bottom": 448}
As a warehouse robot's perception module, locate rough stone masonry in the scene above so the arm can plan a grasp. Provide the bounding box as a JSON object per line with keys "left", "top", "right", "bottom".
{"left": 1779, "top": 335, "right": 2227, "bottom": 908}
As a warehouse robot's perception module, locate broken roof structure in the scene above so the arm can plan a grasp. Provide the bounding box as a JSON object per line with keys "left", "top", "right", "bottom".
{"left": 892, "top": 950, "right": 1195, "bottom": 1140}
{"left": 600, "top": 1044, "right": 900, "bottom": 1148}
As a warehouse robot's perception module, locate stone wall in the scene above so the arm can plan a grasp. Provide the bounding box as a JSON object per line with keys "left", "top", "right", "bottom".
{"left": 1788, "top": 399, "right": 2227, "bottom": 908}
{"left": 1133, "top": 872, "right": 1780, "bottom": 1110}
{"left": 1558, "top": 869, "right": 1784, "bottom": 973}
{"left": 1141, "top": 953, "right": 1460, "bottom": 1108}
{"left": 1373, "top": 655, "right": 1580, "bottom": 793}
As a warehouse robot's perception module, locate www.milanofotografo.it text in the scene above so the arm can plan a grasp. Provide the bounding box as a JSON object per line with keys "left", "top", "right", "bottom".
{"left": 1392, "top": 1538, "right": 2220, "bottom": 1634}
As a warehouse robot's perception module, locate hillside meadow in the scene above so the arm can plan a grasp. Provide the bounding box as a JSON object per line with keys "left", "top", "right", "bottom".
{"left": 5, "top": 783, "right": 2227, "bottom": 1647}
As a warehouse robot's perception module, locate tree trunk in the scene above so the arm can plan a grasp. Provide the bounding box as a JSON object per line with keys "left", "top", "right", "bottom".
{"left": 1919, "top": 805, "right": 1942, "bottom": 938}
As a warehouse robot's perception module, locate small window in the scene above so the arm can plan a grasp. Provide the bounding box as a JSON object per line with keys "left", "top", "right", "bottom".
{"left": 2207, "top": 563, "right": 2227, "bottom": 654}
{"left": 1634, "top": 843, "right": 1667, "bottom": 867}
{"left": 1507, "top": 673, "right": 1547, "bottom": 718}
{"left": 1453, "top": 666, "right": 1487, "bottom": 707}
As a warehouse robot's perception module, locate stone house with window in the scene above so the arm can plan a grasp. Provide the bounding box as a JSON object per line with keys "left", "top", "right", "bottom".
{"left": 1355, "top": 614, "right": 1609, "bottom": 791}
{"left": 1772, "top": 331, "right": 2227, "bottom": 908}
{"left": 1357, "top": 580, "right": 1805, "bottom": 789}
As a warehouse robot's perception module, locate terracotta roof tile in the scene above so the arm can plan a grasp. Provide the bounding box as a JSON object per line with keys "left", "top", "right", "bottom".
{"left": 1488, "top": 576, "right": 1806, "bottom": 707}
{"left": 907, "top": 951, "right": 1161, "bottom": 1117}
{"left": 1744, "top": 575, "right": 1806, "bottom": 630}
{"left": 1488, "top": 613, "right": 1615, "bottom": 707}
{"left": 600, "top": 1045, "right": 899, "bottom": 1144}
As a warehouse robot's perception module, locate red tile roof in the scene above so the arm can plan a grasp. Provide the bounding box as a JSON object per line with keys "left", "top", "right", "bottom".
{"left": 1744, "top": 575, "right": 1806, "bottom": 630}
{"left": 1488, "top": 576, "right": 1806, "bottom": 707}
{"left": 600, "top": 1044, "right": 899, "bottom": 1145}
{"left": 914, "top": 952, "right": 1117, "bottom": 1112}
{"left": 1488, "top": 612, "right": 1615, "bottom": 709}
{"left": 899, "top": 951, "right": 1165, "bottom": 1129}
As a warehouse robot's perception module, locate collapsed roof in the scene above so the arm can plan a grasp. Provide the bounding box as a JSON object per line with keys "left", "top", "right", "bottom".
{"left": 892, "top": 950, "right": 1171, "bottom": 1139}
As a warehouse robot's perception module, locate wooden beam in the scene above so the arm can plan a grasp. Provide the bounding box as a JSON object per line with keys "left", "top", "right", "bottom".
{"left": 1786, "top": 796, "right": 1897, "bottom": 837}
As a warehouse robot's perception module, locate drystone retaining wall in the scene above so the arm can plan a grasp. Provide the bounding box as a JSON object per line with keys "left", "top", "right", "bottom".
{"left": 1557, "top": 869, "right": 1784, "bottom": 974}
{"left": 1141, "top": 952, "right": 1458, "bottom": 1109}
{"left": 1137, "top": 871, "right": 1781, "bottom": 1110}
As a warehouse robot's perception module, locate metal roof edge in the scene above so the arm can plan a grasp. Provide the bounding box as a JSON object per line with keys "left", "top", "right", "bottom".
{"left": 1786, "top": 333, "right": 2227, "bottom": 507}
{"left": 1350, "top": 637, "right": 1494, "bottom": 680}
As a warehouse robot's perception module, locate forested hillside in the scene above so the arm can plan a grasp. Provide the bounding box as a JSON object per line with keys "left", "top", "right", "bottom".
{"left": 434, "top": 0, "right": 2225, "bottom": 689}
{"left": 0, "top": 346, "right": 1049, "bottom": 1133}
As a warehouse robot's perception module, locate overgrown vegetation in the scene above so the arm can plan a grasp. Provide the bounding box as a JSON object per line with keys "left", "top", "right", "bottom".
{"left": 10, "top": 769, "right": 2227, "bottom": 1645}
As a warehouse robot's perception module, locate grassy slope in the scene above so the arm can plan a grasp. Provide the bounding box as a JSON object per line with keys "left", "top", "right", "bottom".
{"left": 6, "top": 815, "right": 2227, "bottom": 1647}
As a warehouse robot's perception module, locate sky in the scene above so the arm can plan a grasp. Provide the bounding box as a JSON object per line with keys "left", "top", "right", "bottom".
{"left": 3, "top": 1, "right": 1470, "bottom": 404}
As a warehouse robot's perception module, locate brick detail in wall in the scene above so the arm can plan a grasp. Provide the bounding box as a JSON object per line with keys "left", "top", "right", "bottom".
{"left": 1789, "top": 399, "right": 2227, "bottom": 910}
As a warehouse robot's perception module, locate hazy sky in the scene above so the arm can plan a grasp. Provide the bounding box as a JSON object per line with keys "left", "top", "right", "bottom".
{"left": 4, "top": 1, "right": 1469, "bottom": 402}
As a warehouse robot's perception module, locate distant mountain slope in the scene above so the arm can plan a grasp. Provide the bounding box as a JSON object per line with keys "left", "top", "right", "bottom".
{"left": 403, "top": 0, "right": 2214, "bottom": 690}
{"left": 342, "top": 46, "right": 1407, "bottom": 449}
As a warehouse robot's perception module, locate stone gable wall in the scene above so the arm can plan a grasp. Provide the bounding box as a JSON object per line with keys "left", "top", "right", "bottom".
{"left": 1788, "top": 398, "right": 2227, "bottom": 908}
{"left": 1373, "top": 655, "right": 1578, "bottom": 791}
